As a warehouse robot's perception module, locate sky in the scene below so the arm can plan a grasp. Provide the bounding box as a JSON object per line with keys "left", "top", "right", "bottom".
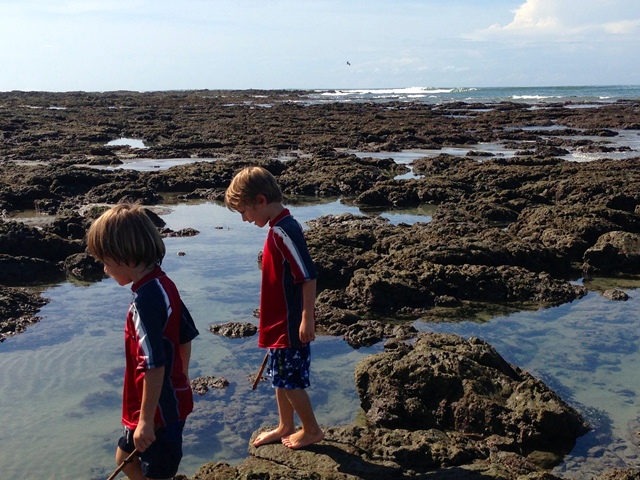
{"left": 0, "top": 0, "right": 639, "bottom": 92}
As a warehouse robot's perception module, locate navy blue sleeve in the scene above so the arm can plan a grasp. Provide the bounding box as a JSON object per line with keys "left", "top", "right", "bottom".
{"left": 133, "top": 290, "right": 169, "bottom": 369}
{"left": 180, "top": 301, "right": 199, "bottom": 344}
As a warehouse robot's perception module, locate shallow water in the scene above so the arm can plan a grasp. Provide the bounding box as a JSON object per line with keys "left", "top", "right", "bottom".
{"left": 351, "top": 128, "right": 640, "bottom": 167}
{"left": 0, "top": 200, "right": 379, "bottom": 480}
{"left": 420, "top": 284, "right": 640, "bottom": 478}
{"left": 92, "top": 157, "right": 221, "bottom": 172}
{"left": 106, "top": 138, "right": 148, "bottom": 149}
{"left": 1, "top": 199, "right": 640, "bottom": 479}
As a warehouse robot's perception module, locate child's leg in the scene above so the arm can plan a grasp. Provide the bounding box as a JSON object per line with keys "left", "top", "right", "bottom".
{"left": 281, "top": 388, "right": 324, "bottom": 449}
{"left": 252, "top": 388, "right": 296, "bottom": 446}
{"left": 115, "top": 446, "right": 145, "bottom": 480}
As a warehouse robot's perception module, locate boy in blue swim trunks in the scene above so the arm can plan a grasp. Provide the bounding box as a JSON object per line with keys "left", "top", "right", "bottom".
{"left": 225, "top": 166, "right": 324, "bottom": 449}
{"left": 87, "top": 203, "right": 199, "bottom": 479}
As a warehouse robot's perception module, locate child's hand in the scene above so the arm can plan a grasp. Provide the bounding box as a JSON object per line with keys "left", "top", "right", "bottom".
{"left": 299, "top": 314, "right": 316, "bottom": 344}
{"left": 133, "top": 420, "right": 156, "bottom": 453}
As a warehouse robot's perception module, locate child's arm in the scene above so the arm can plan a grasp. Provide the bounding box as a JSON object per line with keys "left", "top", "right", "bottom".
{"left": 180, "top": 341, "right": 192, "bottom": 380}
{"left": 299, "top": 279, "right": 317, "bottom": 344}
{"left": 134, "top": 365, "right": 165, "bottom": 452}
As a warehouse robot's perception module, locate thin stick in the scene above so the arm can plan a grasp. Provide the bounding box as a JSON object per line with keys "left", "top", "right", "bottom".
{"left": 107, "top": 449, "right": 138, "bottom": 480}
{"left": 252, "top": 352, "right": 269, "bottom": 390}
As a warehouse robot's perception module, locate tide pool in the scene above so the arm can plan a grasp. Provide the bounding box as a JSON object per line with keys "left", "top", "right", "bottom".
{"left": 0, "top": 200, "right": 639, "bottom": 479}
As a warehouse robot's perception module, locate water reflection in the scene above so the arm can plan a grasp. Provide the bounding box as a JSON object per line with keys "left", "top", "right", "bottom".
{"left": 106, "top": 137, "right": 148, "bottom": 149}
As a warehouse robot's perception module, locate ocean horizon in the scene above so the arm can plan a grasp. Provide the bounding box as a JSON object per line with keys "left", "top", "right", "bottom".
{"left": 4, "top": 85, "right": 640, "bottom": 106}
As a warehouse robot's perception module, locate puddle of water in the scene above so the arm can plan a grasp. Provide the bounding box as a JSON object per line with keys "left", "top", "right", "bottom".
{"left": 91, "top": 158, "right": 221, "bottom": 172}
{"left": 362, "top": 204, "right": 437, "bottom": 225}
{"left": 560, "top": 130, "right": 640, "bottom": 162}
{"left": 106, "top": 138, "right": 148, "bottom": 149}
{"left": 352, "top": 145, "right": 521, "bottom": 178}
{"left": 351, "top": 129, "right": 640, "bottom": 169}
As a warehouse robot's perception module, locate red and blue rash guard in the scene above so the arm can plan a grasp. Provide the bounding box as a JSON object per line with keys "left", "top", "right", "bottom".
{"left": 259, "top": 209, "right": 318, "bottom": 349}
{"left": 123, "top": 267, "right": 199, "bottom": 429}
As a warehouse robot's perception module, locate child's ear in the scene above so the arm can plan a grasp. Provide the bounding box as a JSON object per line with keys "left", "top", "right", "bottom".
{"left": 255, "top": 194, "right": 268, "bottom": 206}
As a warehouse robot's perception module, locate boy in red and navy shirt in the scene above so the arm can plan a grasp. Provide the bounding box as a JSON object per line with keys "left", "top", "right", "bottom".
{"left": 225, "top": 166, "right": 324, "bottom": 450}
{"left": 87, "top": 203, "right": 199, "bottom": 479}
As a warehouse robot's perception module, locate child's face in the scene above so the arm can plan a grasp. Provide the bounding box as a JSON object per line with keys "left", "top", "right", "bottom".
{"left": 102, "top": 258, "right": 136, "bottom": 286}
{"left": 237, "top": 197, "right": 269, "bottom": 228}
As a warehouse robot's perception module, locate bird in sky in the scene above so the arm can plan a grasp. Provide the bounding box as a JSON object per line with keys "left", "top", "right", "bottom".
{"left": 346, "top": 61, "right": 351, "bottom": 66}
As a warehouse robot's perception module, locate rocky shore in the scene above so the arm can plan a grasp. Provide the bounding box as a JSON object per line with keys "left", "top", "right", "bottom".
{"left": 1, "top": 90, "right": 640, "bottom": 478}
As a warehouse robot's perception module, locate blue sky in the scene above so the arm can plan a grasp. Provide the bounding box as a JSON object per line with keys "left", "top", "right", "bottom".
{"left": 0, "top": 0, "right": 639, "bottom": 92}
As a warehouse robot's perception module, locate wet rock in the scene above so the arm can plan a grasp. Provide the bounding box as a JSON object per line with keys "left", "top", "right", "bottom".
{"left": 191, "top": 425, "right": 565, "bottom": 480}
{"left": 308, "top": 213, "right": 587, "bottom": 334}
{"left": 209, "top": 322, "right": 257, "bottom": 339}
{"left": 277, "top": 154, "right": 402, "bottom": 198}
{"left": 603, "top": 289, "right": 630, "bottom": 301}
{"left": 0, "top": 253, "right": 64, "bottom": 286}
{"left": 190, "top": 333, "right": 585, "bottom": 480}
{"left": 0, "top": 219, "right": 85, "bottom": 288}
{"left": 190, "top": 375, "right": 230, "bottom": 395}
{"left": 355, "top": 333, "right": 589, "bottom": 455}
{"left": 0, "top": 285, "right": 49, "bottom": 342}
{"left": 341, "top": 320, "right": 418, "bottom": 349}
{"left": 42, "top": 210, "right": 92, "bottom": 240}
{"left": 0, "top": 219, "right": 85, "bottom": 262}
{"left": 160, "top": 227, "right": 200, "bottom": 238}
{"left": 583, "top": 231, "right": 640, "bottom": 276}
{"left": 63, "top": 252, "right": 105, "bottom": 282}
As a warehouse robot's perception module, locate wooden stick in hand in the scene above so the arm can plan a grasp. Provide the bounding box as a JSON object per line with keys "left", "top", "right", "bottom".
{"left": 107, "top": 448, "right": 138, "bottom": 480}
{"left": 252, "top": 352, "right": 269, "bottom": 390}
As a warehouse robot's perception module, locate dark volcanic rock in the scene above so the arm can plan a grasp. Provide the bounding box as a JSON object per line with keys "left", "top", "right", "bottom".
{"left": 355, "top": 333, "right": 589, "bottom": 455}
{"left": 277, "top": 153, "right": 402, "bottom": 197}
{"left": 63, "top": 252, "right": 106, "bottom": 282}
{"left": 209, "top": 322, "right": 257, "bottom": 339}
{"left": 0, "top": 285, "right": 49, "bottom": 342}
{"left": 0, "top": 253, "right": 64, "bottom": 285}
{"left": 603, "top": 288, "right": 630, "bottom": 301}
{"left": 307, "top": 213, "right": 587, "bottom": 345}
{"left": 190, "top": 375, "right": 230, "bottom": 395}
{"left": 0, "top": 219, "right": 84, "bottom": 262}
{"left": 0, "top": 219, "right": 85, "bottom": 287}
{"left": 583, "top": 231, "right": 640, "bottom": 276}
{"left": 190, "top": 333, "right": 586, "bottom": 480}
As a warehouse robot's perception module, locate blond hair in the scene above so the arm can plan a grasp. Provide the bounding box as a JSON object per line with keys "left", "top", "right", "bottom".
{"left": 224, "top": 166, "right": 283, "bottom": 212}
{"left": 86, "top": 203, "right": 165, "bottom": 267}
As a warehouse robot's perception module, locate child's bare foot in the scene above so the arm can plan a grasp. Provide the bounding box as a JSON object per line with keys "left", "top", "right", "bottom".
{"left": 281, "top": 429, "right": 324, "bottom": 449}
{"left": 253, "top": 427, "right": 295, "bottom": 447}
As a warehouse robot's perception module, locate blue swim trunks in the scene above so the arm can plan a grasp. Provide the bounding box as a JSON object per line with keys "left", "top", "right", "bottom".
{"left": 266, "top": 345, "right": 311, "bottom": 389}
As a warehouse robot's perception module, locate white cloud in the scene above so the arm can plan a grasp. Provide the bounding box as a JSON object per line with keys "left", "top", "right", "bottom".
{"left": 603, "top": 19, "right": 640, "bottom": 34}
{"left": 467, "top": 0, "right": 640, "bottom": 41}
{"left": 503, "top": 0, "right": 561, "bottom": 31}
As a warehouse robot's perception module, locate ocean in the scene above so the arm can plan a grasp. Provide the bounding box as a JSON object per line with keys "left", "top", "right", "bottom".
{"left": 302, "top": 85, "right": 640, "bottom": 105}
{"left": 0, "top": 86, "right": 640, "bottom": 479}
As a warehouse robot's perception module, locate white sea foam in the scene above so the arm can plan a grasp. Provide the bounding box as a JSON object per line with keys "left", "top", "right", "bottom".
{"left": 321, "top": 87, "right": 455, "bottom": 96}
{"left": 512, "top": 94, "right": 558, "bottom": 100}
{"left": 306, "top": 85, "right": 640, "bottom": 106}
